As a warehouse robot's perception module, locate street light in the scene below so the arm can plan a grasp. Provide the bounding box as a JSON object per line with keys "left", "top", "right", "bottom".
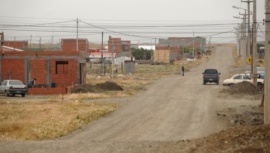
{"left": 232, "top": 6, "right": 252, "bottom": 14}
{"left": 233, "top": 5, "right": 252, "bottom": 58}
{"left": 233, "top": 6, "right": 250, "bottom": 67}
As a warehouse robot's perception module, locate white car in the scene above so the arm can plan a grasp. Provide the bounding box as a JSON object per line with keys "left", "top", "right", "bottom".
{"left": 223, "top": 74, "right": 264, "bottom": 88}
{"left": 0, "top": 80, "right": 28, "bottom": 97}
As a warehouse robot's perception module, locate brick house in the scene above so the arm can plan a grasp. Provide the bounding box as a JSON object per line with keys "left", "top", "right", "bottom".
{"left": 0, "top": 50, "right": 86, "bottom": 95}
{"left": 61, "top": 39, "right": 89, "bottom": 52}
{"left": 108, "top": 36, "right": 131, "bottom": 56}
{"left": 2, "top": 40, "right": 28, "bottom": 49}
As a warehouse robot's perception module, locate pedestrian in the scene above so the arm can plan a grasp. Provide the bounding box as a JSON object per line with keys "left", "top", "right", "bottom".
{"left": 31, "top": 78, "right": 36, "bottom": 87}
{"left": 181, "top": 66, "right": 184, "bottom": 76}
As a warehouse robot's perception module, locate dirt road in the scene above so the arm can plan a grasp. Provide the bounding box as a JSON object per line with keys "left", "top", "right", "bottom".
{"left": 0, "top": 46, "right": 247, "bottom": 153}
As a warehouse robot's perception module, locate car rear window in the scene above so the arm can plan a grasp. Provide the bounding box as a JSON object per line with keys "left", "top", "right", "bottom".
{"left": 9, "top": 80, "right": 24, "bottom": 85}
{"left": 205, "top": 69, "right": 218, "bottom": 74}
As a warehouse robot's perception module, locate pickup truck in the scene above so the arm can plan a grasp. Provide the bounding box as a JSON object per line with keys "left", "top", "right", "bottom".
{"left": 202, "top": 69, "right": 221, "bottom": 85}
{"left": 0, "top": 79, "right": 28, "bottom": 97}
{"left": 223, "top": 74, "right": 264, "bottom": 88}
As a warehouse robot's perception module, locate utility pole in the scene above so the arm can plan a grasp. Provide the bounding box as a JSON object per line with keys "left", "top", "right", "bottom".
{"left": 252, "top": 0, "right": 257, "bottom": 86}
{"left": 239, "top": 10, "right": 247, "bottom": 62}
{"left": 30, "top": 35, "right": 32, "bottom": 49}
{"left": 101, "top": 31, "right": 104, "bottom": 75}
{"left": 76, "top": 18, "right": 79, "bottom": 51}
{"left": 241, "top": 0, "right": 252, "bottom": 59}
{"left": 233, "top": 6, "right": 248, "bottom": 66}
{"left": 264, "top": 0, "right": 270, "bottom": 124}
{"left": 193, "top": 32, "right": 195, "bottom": 59}
{"left": 154, "top": 38, "right": 156, "bottom": 62}
{"left": 39, "top": 37, "right": 41, "bottom": 51}
{"left": 111, "top": 38, "right": 115, "bottom": 78}
{"left": 51, "top": 35, "right": 54, "bottom": 50}
{"left": 241, "top": 11, "right": 247, "bottom": 65}
{"left": 209, "top": 36, "right": 212, "bottom": 53}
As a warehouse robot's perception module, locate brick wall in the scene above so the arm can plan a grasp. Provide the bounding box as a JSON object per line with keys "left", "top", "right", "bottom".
{"left": 50, "top": 59, "right": 78, "bottom": 87}
{"left": 0, "top": 51, "right": 82, "bottom": 95}
{"left": 0, "top": 51, "right": 80, "bottom": 56}
{"left": 108, "top": 37, "right": 122, "bottom": 53}
{"left": 28, "top": 87, "right": 67, "bottom": 95}
{"left": 61, "top": 39, "right": 89, "bottom": 52}
{"left": 31, "top": 59, "right": 46, "bottom": 84}
{"left": 4, "top": 41, "right": 28, "bottom": 48}
{"left": 1, "top": 59, "right": 25, "bottom": 83}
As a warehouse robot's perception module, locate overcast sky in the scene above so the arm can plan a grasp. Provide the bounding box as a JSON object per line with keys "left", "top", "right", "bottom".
{"left": 0, "top": 0, "right": 266, "bottom": 44}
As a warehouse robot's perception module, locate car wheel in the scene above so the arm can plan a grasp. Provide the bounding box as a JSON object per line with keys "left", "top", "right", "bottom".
{"left": 203, "top": 81, "right": 206, "bottom": 85}
{"left": 217, "top": 81, "right": 219, "bottom": 85}
{"left": 12, "top": 94, "right": 15, "bottom": 97}
{"left": 21, "top": 94, "right": 25, "bottom": 97}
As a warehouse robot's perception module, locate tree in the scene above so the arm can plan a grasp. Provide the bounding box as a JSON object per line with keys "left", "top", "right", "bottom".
{"left": 131, "top": 48, "right": 153, "bottom": 60}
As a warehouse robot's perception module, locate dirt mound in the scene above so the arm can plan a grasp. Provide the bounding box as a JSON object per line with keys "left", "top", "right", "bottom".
{"left": 71, "top": 81, "right": 123, "bottom": 93}
{"left": 96, "top": 81, "right": 123, "bottom": 91}
{"left": 224, "top": 81, "right": 262, "bottom": 95}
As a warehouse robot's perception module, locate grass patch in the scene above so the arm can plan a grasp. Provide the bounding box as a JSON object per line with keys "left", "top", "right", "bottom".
{"left": 85, "top": 58, "right": 206, "bottom": 98}
{"left": 0, "top": 56, "right": 208, "bottom": 141}
{"left": 0, "top": 101, "right": 118, "bottom": 141}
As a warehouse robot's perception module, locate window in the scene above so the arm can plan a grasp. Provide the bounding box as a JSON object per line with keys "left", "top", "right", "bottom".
{"left": 243, "top": 75, "right": 251, "bottom": 80}
{"left": 205, "top": 69, "right": 217, "bottom": 74}
{"left": 233, "top": 75, "right": 242, "bottom": 80}
{"left": 1, "top": 80, "right": 7, "bottom": 85}
{"left": 9, "top": 80, "right": 23, "bottom": 85}
{"left": 56, "top": 61, "right": 68, "bottom": 74}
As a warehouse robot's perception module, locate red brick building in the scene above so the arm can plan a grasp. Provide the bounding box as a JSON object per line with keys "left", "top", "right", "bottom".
{"left": 3, "top": 41, "right": 28, "bottom": 49}
{"left": 108, "top": 36, "right": 131, "bottom": 54}
{"left": 61, "top": 39, "right": 89, "bottom": 52}
{"left": 0, "top": 51, "right": 86, "bottom": 95}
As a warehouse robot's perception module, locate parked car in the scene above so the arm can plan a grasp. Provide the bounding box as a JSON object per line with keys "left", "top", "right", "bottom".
{"left": 244, "top": 71, "right": 265, "bottom": 79}
{"left": 202, "top": 69, "right": 221, "bottom": 85}
{"left": 223, "top": 74, "right": 264, "bottom": 88}
{"left": 0, "top": 80, "right": 28, "bottom": 97}
{"left": 245, "top": 67, "right": 265, "bottom": 79}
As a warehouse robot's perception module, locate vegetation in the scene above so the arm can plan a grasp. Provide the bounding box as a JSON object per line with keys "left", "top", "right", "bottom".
{"left": 131, "top": 48, "right": 152, "bottom": 60}
{"left": 0, "top": 101, "right": 118, "bottom": 140}
{"left": 0, "top": 54, "right": 208, "bottom": 141}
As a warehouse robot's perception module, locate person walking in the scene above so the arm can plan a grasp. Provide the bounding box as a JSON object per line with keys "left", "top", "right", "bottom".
{"left": 181, "top": 66, "right": 185, "bottom": 76}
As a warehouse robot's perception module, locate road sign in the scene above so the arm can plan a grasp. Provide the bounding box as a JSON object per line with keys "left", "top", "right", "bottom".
{"left": 246, "top": 56, "right": 252, "bottom": 65}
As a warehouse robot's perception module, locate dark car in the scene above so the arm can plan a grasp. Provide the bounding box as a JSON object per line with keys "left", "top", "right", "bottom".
{"left": 0, "top": 80, "right": 28, "bottom": 97}
{"left": 202, "top": 69, "right": 221, "bottom": 85}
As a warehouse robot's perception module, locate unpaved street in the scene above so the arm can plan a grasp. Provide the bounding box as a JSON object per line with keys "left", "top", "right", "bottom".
{"left": 0, "top": 46, "right": 246, "bottom": 152}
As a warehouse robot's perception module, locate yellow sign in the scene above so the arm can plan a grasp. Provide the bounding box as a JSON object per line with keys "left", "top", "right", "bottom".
{"left": 246, "top": 56, "right": 252, "bottom": 65}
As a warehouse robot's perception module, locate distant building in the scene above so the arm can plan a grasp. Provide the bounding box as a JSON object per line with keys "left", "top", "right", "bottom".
{"left": 108, "top": 36, "right": 131, "bottom": 55}
{"left": 159, "top": 37, "right": 206, "bottom": 51}
{"left": 61, "top": 39, "right": 89, "bottom": 52}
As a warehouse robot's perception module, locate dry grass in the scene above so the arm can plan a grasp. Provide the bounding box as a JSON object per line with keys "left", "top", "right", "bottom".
{"left": 0, "top": 56, "right": 207, "bottom": 141}
{"left": 84, "top": 58, "right": 206, "bottom": 98}
{"left": 0, "top": 101, "right": 118, "bottom": 141}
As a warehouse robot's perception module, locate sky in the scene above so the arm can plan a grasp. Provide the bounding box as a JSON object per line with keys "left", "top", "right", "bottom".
{"left": 0, "top": 0, "right": 266, "bottom": 45}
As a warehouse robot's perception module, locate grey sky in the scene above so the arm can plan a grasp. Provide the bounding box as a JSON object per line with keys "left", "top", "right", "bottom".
{"left": 0, "top": 0, "right": 265, "bottom": 44}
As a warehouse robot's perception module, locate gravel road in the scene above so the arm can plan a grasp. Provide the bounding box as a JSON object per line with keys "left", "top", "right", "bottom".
{"left": 0, "top": 46, "right": 245, "bottom": 153}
